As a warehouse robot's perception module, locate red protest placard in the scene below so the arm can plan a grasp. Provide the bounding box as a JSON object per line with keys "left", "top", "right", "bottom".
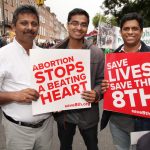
{"left": 103, "top": 52, "right": 150, "bottom": 118}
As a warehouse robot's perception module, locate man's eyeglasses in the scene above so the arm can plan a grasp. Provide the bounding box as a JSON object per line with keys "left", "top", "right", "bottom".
{"left": 68, "top": 21, "right": 88, "bottom": 28}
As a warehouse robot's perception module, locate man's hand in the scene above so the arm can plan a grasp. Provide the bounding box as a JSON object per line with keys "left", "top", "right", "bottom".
{"left": 81, "top": 90, "right": 96, "bottom": 103}
{"left": 101, "top": 80, "right": 109, "bottom": 94}
{"left": 12, "top": 88, "right": 39, "bottom": 103}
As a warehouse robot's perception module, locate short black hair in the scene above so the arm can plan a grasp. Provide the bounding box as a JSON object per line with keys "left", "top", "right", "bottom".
{"left": 67, "top": 8, "right": 89, "bottom": 24}
{"left": 120, "top": 12, "right": 143, "bottom": 30}
{"left": 12, "top": 5, "right": 39, "bottom": 25}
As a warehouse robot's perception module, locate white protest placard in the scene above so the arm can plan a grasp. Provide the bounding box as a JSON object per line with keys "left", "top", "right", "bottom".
{"left": 130, "top": 131, "right": 150, "bottom": 145}
{"left": 97, "top": 25, "right": 150, "bottom": 49}
{"left": 30, "top": 49, "right": 91, "bottom": 115}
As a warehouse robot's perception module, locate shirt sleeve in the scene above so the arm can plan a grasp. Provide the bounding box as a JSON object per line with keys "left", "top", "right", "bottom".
{"left": 91, "top": 47, "right": 105, "bottom": 101}
{"left": 0, "top": 54, "right": 7, "bottom": 90}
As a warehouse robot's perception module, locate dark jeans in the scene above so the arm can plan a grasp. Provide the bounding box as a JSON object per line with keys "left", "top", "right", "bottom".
{"left": 57, "top": 122, "right": 98, "bottom": 150}
{"left": 135, "top": 118, "right": 150, "bottom": 131}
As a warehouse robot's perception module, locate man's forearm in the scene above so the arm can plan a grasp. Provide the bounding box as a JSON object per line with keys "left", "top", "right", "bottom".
{"left": 0, "top": 92, "right": 15, "bottom": 105}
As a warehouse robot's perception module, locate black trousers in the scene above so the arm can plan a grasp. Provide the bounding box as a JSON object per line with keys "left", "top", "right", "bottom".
{"left": 57, "top": 122, "right": 98, "bottom": 150}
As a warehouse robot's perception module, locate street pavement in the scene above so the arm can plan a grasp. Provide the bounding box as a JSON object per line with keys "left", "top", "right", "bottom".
{"left": 0, "top": 101, "right": 115, "bottom": 150}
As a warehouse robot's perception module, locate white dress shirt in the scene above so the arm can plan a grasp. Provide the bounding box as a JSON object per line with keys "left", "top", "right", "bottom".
{"left": 0, "top": 38, "right": 51, "bottom": 123}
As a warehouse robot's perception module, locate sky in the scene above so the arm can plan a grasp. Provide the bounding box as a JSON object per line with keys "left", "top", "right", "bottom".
{"left": 45, "top": 0, "right": 104, "bottom": 32}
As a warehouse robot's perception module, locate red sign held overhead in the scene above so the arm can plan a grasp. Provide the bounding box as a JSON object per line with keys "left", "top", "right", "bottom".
{"left": 86, "top": 30, "right": 98, "bottom": 37}
{"left": 103, "top": 52, "right": 150, "bottom": 118}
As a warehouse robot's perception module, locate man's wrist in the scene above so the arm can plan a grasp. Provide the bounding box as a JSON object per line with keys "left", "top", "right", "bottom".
{"left": 94, "top": 90, "right": 99, "bottom": 103}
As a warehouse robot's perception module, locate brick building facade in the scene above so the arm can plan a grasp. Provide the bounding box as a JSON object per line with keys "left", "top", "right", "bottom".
{"left": 0, "top": 0, "right": 68, "bottom": 43}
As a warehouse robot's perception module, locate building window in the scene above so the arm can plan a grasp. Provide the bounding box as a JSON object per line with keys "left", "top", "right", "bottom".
{"left": 16, "top": 0, "right": 20, "bottom": 6}
{"left": 10, "top": 0, "right": 13, "bottom": 6}
{"left": 4, "top": 9, "right": 8, "bottom": 21}
{"left": 10, "top": 12, "right": 13, "bottom": 22}
{"left": 0, "top": 8, "right": 2, "bottom": 21}
{"left": 12, "top": 0, "right": 14, "bottom": 6}
{"left": 4, "top": 0, "right": 8, "bottom": 3}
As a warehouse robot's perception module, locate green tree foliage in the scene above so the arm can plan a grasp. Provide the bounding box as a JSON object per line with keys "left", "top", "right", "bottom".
{"left": 102, "top": 0, "right": 150, "bottom": 27}
{"left": 92, "top": 13, "right": 106, "bottom": 28}
{"left": 92, "top": 13, "right": 117, "bottom": 28}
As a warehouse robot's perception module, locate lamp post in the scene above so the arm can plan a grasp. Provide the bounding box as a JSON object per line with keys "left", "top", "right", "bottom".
{"left": 97, "top": 6, "right": 102, "bottom": 48}
{"left": 1, "top": 0, "right": 5, "bottom": 34}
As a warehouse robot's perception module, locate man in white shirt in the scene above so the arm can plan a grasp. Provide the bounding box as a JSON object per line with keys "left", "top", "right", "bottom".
{"left": 0, "top": 5, "right": 53, "bottom": 150}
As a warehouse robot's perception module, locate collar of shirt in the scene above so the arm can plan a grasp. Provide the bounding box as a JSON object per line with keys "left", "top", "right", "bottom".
{"left": 13, "top": 38, "right": 37, "bottom": 55}
{"left": 119, "top": 44, "right": 141, "bottom": 53}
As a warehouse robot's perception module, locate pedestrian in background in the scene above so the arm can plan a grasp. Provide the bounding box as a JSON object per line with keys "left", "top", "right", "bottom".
{"left": 0, "top": 5, "right": 53, "bottom": 150}
{"left": 0, "top": 34, "right": 7, "bottom": 47}
{"left": 101, "top": 12, "right": 150, "bottom": 150}
{"left": 53, "top": 8, "right": 104, "bottom": 150}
